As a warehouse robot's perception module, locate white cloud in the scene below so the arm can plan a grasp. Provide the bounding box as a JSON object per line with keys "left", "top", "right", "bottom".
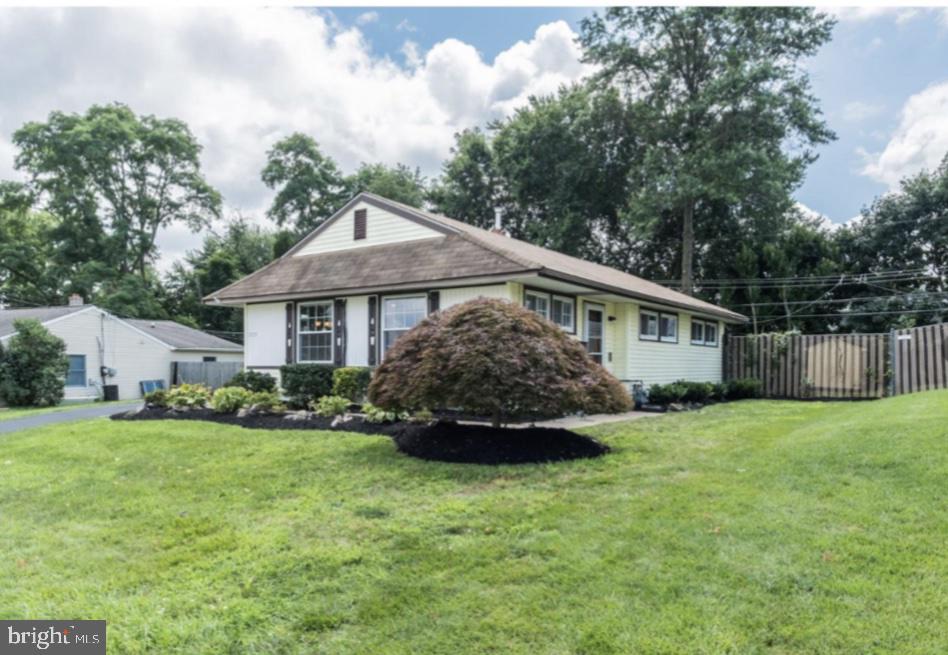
{"left": 396, "top": 18, "right": 417, "bottom": 33}
{"left": 841, "top": 100, "right": 884, "bottom": 122}
{"left": 828, "top": 6, "right": 920, "bottom": 23}
{"left": 795, "top": 201, "right": 840, "bottom": 232}
{"left": 0, "top": 9, "right": 591, "bottom": 270}
{"left": 861, "top": 81, "right": 948, "bottom": 188}
{"left": 355, "top": 11, "right": 378, "bottom": 26}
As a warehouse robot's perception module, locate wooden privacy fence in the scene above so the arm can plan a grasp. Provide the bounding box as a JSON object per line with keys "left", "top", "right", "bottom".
{"left": 171, "top": 361, "right": 243, "bottom": 389}
{"left": 726, "top": 333, "right": 887, "bottom": 399}
{"left": 892, "top": 322, "right": 948, "bottom": 395}
{"left": 725, "top": 323, "right": 948, "bottom": 399}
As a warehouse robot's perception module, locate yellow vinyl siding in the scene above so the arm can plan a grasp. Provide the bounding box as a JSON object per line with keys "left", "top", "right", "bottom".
{"left": 625, "top": 305, "right": 723, "bottom": 385}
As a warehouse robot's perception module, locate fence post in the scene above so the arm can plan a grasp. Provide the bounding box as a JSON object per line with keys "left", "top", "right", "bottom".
{"left": 888, "top": 329, "right": 897, "bottom": 397}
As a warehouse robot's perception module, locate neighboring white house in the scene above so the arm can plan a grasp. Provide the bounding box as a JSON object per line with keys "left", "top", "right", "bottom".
{"left": 205, "top": 192, "right": 747, "bottom": 388}
{"left": 0, "top": 300, "right": 243, "bottom": 401}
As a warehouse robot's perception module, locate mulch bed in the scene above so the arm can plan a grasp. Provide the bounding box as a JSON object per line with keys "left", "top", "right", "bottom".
{"left": 111, "top": 406, "right": 402, "bottom": 437}
{"left": 112, "top": 408, "right": 609, "bottom": 465}
{"left": 392, "top": 421, "right": 609, "bottom": 465}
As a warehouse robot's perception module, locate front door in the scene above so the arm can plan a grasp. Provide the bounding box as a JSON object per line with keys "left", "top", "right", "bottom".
{"left": 585, "top": 303, "right": 604, "bottom": 364}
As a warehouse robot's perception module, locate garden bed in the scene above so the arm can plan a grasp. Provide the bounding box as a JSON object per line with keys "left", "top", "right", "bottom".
{"left": 111, "top": 408, "right": 608, "bottom": 465}
{"left": 393, "top": 421, "right": 609, "bottom": 465}
{"left": 111, "top": 406, "right": 402, "bottom": 437}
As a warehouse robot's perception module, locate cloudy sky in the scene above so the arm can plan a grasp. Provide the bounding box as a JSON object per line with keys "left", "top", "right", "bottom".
{"left": 1, "top": 6, "right": 947, "bottom": 270}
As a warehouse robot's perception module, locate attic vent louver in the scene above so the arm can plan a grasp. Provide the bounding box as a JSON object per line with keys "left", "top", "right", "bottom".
{"left": 354, "top": 208, "right": 367, "bottom": 240}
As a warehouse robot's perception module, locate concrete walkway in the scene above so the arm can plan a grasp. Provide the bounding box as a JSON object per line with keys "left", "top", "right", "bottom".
{"left": 530, "top": 410, "right": 658, "bottom": 430}
{"left": 0, "top": 401, "right": 141, "bottom": 435}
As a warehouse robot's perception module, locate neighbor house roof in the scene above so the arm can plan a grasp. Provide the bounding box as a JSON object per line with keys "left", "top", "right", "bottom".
{"left": 208, "top": 192, "right": 747, "bottom": 323}
{"left": 123, "top": 319, "right": 243, "bottom": 352}
{"left": 0, "top": 305, "right": 91, "bottom": 339}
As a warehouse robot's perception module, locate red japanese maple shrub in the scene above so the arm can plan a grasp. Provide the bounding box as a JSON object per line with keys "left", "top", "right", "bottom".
{"left": 368, "top": 298, "right": 632, "bottom": 427}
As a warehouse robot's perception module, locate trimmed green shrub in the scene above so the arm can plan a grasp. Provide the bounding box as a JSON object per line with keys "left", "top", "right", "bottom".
{"left": 362, "top": 402, "right": 408, "bottom": 424}
{"left": 0, "top": 319, "right": 69, "bottom": 407}
{"left": 726, "top": 378, "right": 763, "bottom": 400}
{"left": 246, "top": 390, "right": 285, "bottom": 413}
{"left": 144, "top": 389, "right": 168, "bottom": 408}
{"left": 311, "top": 395, "right": 350, "bottom": 417}
{"left": 647, "top": 382, "right": 687, "bottom": 405}
{"left": 280, "top": 364, "right": 335, "bottom": 408}
{"left": 710, "top": 382, "right": 728, "bottom": 401}
{"left": 166, "top": 383, "right": 212, "bottom": 409}
{"left": 680, "top": 380, "right": 713, "bottom": 403}
{"left": 332, "top": 367, "right": 373, "bottom": 402}
{"left": 225, "top": 370, "right": 277, "bottom": 393}
{"left": 210, "top": 386, "right": 251, "bottom": 413}
{"left": 368, "top": 298, "right": 632, "bottom": 427}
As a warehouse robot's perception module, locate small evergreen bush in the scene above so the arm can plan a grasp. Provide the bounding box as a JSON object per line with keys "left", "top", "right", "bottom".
{"left": 647, "top": 382, "right": 687, "bottom": 405}
{"left": 225, "top": 370, "right": 277, "bottom": 393}
{"left": 710, "top": 382, "right": 728, "bottom": 401}
{"left": 332, "top": 367, "right": 373, "bottom": 402}
{"left": 680, "top": 380, "right": 713, "bottom": 403}
{"left": 0, "top": 319, "right": 69, "bottom": 407}
{"left": 311, "top": 395, "right": 350, "bottom": 417}
{"left": 246, "top": 390, "right": 285, "bottom": 413}
{"left": 166, "top": 383, "right": 212, "bottom": 409}
{"left": 210, "top": 386, "right": 252, "bottom": 413}
{"left": 280, "top": 364, "right": 335, "bottom": 408}
{"left": 144, "top": 389, "right": 168, "bottom": 408}
{"left": 726, "top": 378, "right": 763, "bottom": 400}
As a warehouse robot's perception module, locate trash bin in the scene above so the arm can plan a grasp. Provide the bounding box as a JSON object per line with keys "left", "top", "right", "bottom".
{"left": 103, "top": 385, "right": 119, "bottom": 401}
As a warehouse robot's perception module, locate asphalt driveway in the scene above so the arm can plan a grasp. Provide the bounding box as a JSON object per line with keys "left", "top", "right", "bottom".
{"left": 0, "top": 401, "right": 141, "bottom": 435}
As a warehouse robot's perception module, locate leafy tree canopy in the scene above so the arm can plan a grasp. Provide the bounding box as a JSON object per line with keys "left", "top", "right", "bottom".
{"left": 580, "top": 7, "right": 836, "bottom": 294}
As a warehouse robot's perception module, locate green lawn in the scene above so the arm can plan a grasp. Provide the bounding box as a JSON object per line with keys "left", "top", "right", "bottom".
{"left": 0, "top": 400, "right": 115, "bottom": 422}
{"left": 1, "top": 391, "right": 947, "bottom": 654}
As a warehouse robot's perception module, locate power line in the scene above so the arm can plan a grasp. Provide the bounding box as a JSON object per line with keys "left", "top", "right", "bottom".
{"left": 727, "top": 290, "right": 948, "bottom": 308}
{"left": 656, "top": 266, "right": 935, "bottom": 285}
{"left": 755, "top": 307, "right": 946, "bottom": 324}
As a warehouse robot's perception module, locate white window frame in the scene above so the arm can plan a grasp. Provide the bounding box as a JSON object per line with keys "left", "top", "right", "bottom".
{"left": 690, "top": 320, "right": 704, "bottom": 345}
{"left": 524, "top": 289, "right": 575, "bottom": 333}
{"left": 639, "top": 309, "right": 659, "bottom": 341}
{"left": 659, "top": 313, "right": 678, "bottom": 343}
{"left": 381, "top": 294, "right": 427, "bottom": 357}
{"left": 66, "top": 354, "right": 86, "bottom": 387}
{"left": 524, "top": 289, "right": 550, "bottom": 320}
{"left": 691, "top": 318, "right": 719, "bottom": 347}
{"left": 297, "top": 301, "right": 334, "bottom": 363}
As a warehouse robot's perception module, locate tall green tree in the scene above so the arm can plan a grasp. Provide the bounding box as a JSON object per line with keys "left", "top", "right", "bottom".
{"left": 347, "top": 162, "right": 426, "bottom": 207}
{"left": 13, "top": 104, "right": 221, "bottom": 285}
{"left": 261, "top": 133, "right": 349, "bottom": 233}
{"left": 832, "top": 154, "right": 948, "bottom": 331}
{"left": 580, "top": 7, "right": 836, "bottom": 294}
{"left": 428, "top": 128, "right": 499, "bottom": 230}
{"left": 0, "top": 182, "right": 61, "bottom": 306}
{"left": 164, "top": 216, "right": 276, "bottom": 336}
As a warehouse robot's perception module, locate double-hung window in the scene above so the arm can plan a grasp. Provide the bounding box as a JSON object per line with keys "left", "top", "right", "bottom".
{"left": 66, "top": 355, "right": 86, "bottom": 387}
{"left": 298, "top": 302, "right": 333, "bottom": 363}
{"left": 690, "top": 319, "right": 719, "bottom": 347}
{"left": 640, "top": 309, "right": 678, "bottom": 343}
{"left": 382, "top": 295, "right": 427, "bottom": 355}
{"left": 524, "top": 289, "right": 575, "bottom": 332}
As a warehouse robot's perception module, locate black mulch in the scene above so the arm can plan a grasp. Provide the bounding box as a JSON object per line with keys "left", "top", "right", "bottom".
{"left": 111, "top": 406, "right": 402, "bottom": 436}
{"left": 112, "top": 408, "right": 610, "bottom": 465}
{"left": 392, "top": 421, "right": 609, "bottom": 465}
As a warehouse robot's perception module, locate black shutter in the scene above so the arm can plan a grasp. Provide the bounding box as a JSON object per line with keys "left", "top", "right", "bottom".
{"left": 354, "top": 209, "right": 367, "bottom": 240}
{"left": 333, "top": 299, "right": 346, "bottom": 366}
{"left": 428, "top": 291, "right": 440, "bottom": 314}
{"left": 368, "top": 296, "right": 378, "bottom": 366}
{"left": 285, "top": 302, "right": 294, "bottom": 364}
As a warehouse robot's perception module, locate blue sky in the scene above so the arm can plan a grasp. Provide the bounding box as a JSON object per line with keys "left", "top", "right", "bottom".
{"left": 332, "top": 6, "right": 948, "bottom": 224}
{"left": 1, "top": 7, "right": 947, "bottom": 267}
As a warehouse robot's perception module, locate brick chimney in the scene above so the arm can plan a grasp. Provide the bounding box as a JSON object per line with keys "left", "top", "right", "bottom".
{"left": 68, "top": 293, "right": 84, "bottom": 307}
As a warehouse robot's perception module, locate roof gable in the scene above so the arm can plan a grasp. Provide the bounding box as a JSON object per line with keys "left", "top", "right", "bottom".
{"left": 291, "top": 197, "right": 453, "bottom": 258}
{"left": 0, "top": 305, "right": 93, "bottom": 339}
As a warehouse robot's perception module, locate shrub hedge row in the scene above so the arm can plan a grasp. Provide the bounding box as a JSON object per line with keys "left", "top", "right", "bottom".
{"left": 647, "top": 378, "right": 761, "bottom": 405}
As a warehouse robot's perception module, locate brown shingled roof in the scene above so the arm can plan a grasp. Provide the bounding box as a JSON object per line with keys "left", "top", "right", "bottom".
{"left": 207, "top": 193, "right": 747, "bottom": 323}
